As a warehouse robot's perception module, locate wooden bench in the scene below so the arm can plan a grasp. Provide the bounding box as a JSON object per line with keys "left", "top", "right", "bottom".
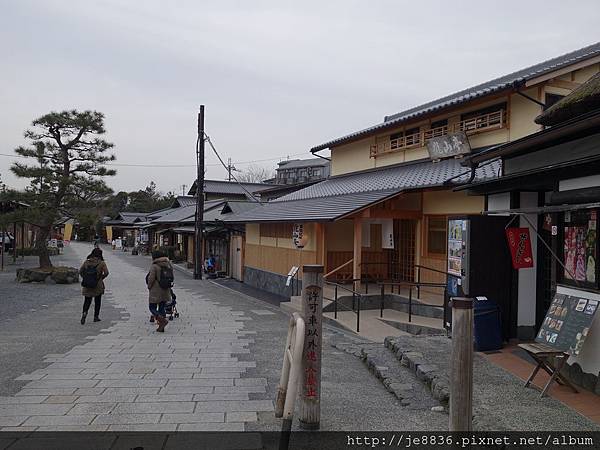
{"left": 518, "top": 342, "right": 579, "bottom": 398}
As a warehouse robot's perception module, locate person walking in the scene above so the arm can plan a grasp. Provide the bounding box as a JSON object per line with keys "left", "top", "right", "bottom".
{"left": 146, "top": 250, "right": 174, "bottom": 332}
{"left": 79, "top": 247, "right": 109, "bottom": 324}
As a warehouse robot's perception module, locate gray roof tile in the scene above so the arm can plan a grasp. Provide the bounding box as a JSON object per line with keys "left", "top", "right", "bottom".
{"left": 226, "top": 158, "right": 500, "bottom": 223}
{"left": 188, "top": 180, "right": 275, "bottom": 196}
{"left": 274, "top": 158, "right": 500, "bottom": 202}
{"left": 225, "top": 190, "right": 398, "bottom": 223}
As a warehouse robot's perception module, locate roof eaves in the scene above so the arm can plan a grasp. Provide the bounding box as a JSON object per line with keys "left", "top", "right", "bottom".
{"left": 311, "top": 42, "right": 600, "bottom": 152}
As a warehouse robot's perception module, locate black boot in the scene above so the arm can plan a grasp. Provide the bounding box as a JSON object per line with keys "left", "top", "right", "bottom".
{"left": 93, "top": 317, "right": 101, "bottom": 322}
{"left": 81, "top": 312, "right": 87, "bottom": 325}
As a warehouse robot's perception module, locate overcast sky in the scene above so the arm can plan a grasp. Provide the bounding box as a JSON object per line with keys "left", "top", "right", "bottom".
{"left": 1, "top": 0, "right": 599, "bottom": 194}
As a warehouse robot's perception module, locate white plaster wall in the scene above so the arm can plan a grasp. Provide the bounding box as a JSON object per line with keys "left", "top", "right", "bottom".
{"left": 558, "top": 286, "right": 600, "bottom": 375}
{"left": 518, "top": 192, "right": 538, "bottom": 328}
{"left": 487, "top": 193, "right": 511, "bottom": 213}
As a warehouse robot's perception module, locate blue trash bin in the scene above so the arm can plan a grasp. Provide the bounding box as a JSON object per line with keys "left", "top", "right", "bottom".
{"left": 473, "top": 297, "right": 503, "bottom": 351}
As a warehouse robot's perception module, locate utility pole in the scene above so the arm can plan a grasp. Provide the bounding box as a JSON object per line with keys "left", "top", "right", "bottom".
{"left": 194, "top": 105, "right": 205, "bottom": 280}
{"left": 226, "top": 157, "right": 238, "bottom": 181}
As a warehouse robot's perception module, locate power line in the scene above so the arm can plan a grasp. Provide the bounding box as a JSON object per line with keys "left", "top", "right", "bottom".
{"left": 0, "top": 152, "right": 309, "bottom": 168}
{"left": 203, "top": 132, "right": 262, "bottom": 203}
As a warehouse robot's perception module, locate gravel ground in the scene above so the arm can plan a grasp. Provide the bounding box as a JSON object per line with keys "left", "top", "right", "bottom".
{"left": 387, "top": 335, "right": 600, "bottom": 431}
{"left": 0, "top": 244, "right": 121, "bottom": 395}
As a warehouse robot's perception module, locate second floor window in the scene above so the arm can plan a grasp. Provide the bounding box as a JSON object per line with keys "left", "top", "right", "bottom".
{"left": 460, "top": 102, "right": 506, "bottom": 132}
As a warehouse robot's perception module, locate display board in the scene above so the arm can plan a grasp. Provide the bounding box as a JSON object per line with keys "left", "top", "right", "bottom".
{"left": 447, "top": 219, "right": 465, "bottom": 277}
{"left": 536, "top": 291, "right": 599, "bottom": 355}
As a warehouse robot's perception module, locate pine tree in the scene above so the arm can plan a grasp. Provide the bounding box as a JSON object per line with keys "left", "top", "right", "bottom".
{"left": 10, "top": 110, "right": 116, "bottom": 268}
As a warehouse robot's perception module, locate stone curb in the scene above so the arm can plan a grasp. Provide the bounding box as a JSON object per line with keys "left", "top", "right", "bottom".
{"left": 330, "top": 335, "right": 436, "bottom": 408}
{"left": 384, "top": 337, "right": 449, "bottom": 405}
{"left": 359, "top": 347, "right": 414, "bottom": 406}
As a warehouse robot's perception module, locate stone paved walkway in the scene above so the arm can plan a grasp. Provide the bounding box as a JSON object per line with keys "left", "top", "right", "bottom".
{"left": 0, "top": 243, "right": 272, "bottom": 431}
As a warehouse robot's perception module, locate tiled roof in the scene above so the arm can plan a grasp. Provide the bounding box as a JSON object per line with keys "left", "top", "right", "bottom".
{"left": 225, "top": 190, "right": 399, "bottom": 223}
{"left": 150, "top": 199, "right": 226, "bottom": 224}
{"left": 172, "top": 196, "right": 197, "bottom": 207}
{"left": 151, "top": 205, "right": 195, "bottom": 224}
{"left": 187, "top": 180, "right": 275, "bottom": 196}
{"left": 226, "top": 158, "right": 500, "bottom": 223}
{"left": 277, "top": 158, "right": 329, "bottom": 169}
{"left": 311, "top": 42, "right": 600, "bottom": 151}
{"left": 535, "top": 72, "right": 600, "bottom": 126}
{"left": 274, "top": 158, "right": 500, "bottom": 202}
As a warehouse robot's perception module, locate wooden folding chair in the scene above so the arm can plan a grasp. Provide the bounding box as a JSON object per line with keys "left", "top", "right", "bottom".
{"left": 518, "top": 342, "right": 579, "bottom": 398}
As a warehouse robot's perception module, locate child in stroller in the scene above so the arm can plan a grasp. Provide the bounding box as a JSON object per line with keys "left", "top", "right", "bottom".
{"left": 149, "top": 289, "right": 179, "bottom": 322}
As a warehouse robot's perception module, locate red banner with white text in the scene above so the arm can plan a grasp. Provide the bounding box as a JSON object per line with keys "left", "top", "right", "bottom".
{"left": 505, "top": 227, "right": 534, "bottom": 269}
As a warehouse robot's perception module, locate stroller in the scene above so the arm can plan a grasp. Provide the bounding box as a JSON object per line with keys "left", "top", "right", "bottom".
{"left": 165, "top": 292, "right": 179, "bottom": 320}
{"left": 149, "top": 290, "right": 179, "bottom": 322}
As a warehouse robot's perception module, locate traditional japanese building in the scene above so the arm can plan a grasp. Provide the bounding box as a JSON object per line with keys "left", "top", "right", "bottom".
{"left": 226, "top": 42, "right": 600, "bottom": 328}
{"left": 459, "top": 72, "right": 600, "bottom": 393}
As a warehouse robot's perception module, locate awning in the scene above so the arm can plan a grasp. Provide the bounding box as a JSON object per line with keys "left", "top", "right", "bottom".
{"left": 172, "top": 226, "right": 222, "bottom": 234}
{"left": 484, "top": 201, "right": 600, "bottom": 215}
{"left": 155, "top": 228, "right": 173, "bottom": 234}
{"left": 172, "top": 226, "right": 195, "bottom": 234}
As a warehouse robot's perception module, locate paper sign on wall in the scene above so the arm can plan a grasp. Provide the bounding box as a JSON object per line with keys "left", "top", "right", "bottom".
{"left": 381, "top": 219, "right": 394, "bottom": 249}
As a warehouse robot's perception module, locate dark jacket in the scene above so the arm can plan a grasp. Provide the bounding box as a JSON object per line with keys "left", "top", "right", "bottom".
{"left": 147, "top": 256, "right": 173, "bottom": 304}
{"left": 79, "top": 257, "right": 109, "bottom": 297}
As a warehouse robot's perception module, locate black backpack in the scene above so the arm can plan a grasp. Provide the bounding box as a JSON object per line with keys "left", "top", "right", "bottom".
{"left": 81, "top": 264, "right": 99, "bottom": 288}
{"left": 158, "top": 265, "right": 174, "bottom": 289}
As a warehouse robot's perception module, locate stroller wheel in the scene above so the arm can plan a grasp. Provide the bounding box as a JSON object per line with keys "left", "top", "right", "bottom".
{"left": 174, "top": 313, "right": 180, "bottom": 318}
{"left": 168, "top": 315, "right": 173, "bottom": 321}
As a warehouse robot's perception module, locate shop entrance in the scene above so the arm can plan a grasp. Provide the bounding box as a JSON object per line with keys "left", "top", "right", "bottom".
{"left": 393, "top": 219, "right": 416, "bottom": 281}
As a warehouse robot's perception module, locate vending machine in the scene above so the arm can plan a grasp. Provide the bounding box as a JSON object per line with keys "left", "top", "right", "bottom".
{"left": 446, "top": 215, "right": 514, "bottom": 339}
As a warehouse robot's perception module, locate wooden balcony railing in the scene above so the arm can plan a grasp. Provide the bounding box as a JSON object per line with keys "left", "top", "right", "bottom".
{"left": 370, "top": 109, "right": 506, "bottom": 158}
{"left": 454, "top": 110, "right": 505, "bottom": 134}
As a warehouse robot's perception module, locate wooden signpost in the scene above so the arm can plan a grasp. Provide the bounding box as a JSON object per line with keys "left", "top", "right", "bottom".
{"left": 449, "top": 297, "right": 474, "bottom": 432}
{"left": 299, "top": 264, "right": 323, "bottom": 430}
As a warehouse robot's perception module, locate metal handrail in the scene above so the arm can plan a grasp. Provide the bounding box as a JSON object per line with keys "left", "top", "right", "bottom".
{"left": 414, "top": 264, "right": 453, "bottom": 277}
{"left": 378, "top": 280, "right": 448, "bottom": 329}
{"left": 324, "top": 280, "right": 362, "bottom": 333}
{"left": 414, "top": 263, "right": 451, "bottom": 301}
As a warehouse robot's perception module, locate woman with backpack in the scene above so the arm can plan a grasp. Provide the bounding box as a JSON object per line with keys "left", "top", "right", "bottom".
{"left": 146, "top": 250, "right": 174, "bottom": 332}
{"left": 79, "top": 247, "right": 109, "bottom": 324}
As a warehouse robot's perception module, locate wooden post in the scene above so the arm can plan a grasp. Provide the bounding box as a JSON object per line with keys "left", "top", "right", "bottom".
{"left": 1, "top": 226, "right": 5, "bottom": 271}
{"left": 449, "top": 297, "right": 474, "bottom": 432}
{"left": 353, "top": 217, "right": 362, "bottom": 292}
{"left": 299, "top": 264, "right": 323, "bottom": 430}
{"left": 13, "top": 222, "right": 17, "bottom": 263}
{"left": 21, "top": 222, "right": 25, "bottom": 260}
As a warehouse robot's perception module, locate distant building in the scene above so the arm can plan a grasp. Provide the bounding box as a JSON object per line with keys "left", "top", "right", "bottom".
{"left": 187, "top": 180, "right": 274, "bottom": 201}
{"left": 275, "top": 158, "right": 330, "bottom": 185}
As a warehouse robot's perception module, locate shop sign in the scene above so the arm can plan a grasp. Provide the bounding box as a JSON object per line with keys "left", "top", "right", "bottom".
{"left": 293, "top": 223, "right": 305, "bottom": 249}
{"left": 505, "top": 227, "right": 534, "bottom": 269}
{"left": 426, "top": 131, "right": 471, "bottom": 160}
{"left": 537, "top": 291, "right": 598, "bottom": 355}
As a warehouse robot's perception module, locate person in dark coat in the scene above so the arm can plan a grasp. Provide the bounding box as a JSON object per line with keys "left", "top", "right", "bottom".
{"left": 79, "top": 248, "right": 109, "bottom": 324}
{"left": 147, "top": 251, "right": 173, "bottom": 332}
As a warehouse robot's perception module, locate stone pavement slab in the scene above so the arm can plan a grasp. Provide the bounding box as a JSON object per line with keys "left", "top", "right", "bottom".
{"left": 0, "top": 243, "right": 272, "bottom": 431}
